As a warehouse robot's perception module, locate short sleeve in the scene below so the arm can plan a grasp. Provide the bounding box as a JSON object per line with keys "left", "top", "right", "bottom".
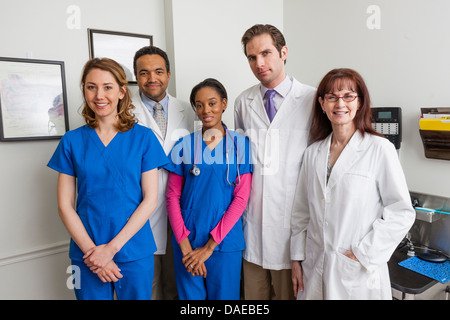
{"left": 47, "top": 132, "right": 76, "bottom": 177}
{"left": 238, "top": 136, "right": 252, "bottom": 175}
{"left": 165, "top": 137, "right": 186, "bottom": 177}
{"left": 141, "top": 128, "right": 169, "bottom": 173}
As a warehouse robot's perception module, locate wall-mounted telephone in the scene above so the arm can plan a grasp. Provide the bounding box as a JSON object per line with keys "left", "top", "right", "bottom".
{"left": 371, "top": 107, "right": 402, "bottom": 149}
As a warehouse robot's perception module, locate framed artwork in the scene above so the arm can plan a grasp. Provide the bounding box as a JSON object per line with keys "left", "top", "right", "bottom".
{"left": 88, "top": 29, "right": 153, "bottom": 84}
{"left": 0, "top": 57, "right": 69, "bottom": 141}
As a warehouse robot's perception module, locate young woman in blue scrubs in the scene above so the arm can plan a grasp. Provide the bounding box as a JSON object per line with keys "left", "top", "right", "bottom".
{"left": 165, "top": 78, "right": 252, "bottom": 300}
{"left": 47, "top": 58, "right": 168, "bottom": 300}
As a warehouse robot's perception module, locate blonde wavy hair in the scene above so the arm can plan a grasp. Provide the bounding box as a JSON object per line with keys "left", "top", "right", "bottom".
{"left": 80, "top": 58, "right": 136, "bottom": 132}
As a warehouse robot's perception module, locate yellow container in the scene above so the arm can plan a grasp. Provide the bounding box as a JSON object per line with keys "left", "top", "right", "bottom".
{"left": 419, "top": 117, "right": 450, "bottom": 131}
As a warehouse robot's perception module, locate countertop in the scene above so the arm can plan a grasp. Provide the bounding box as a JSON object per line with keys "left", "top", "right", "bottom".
{"left": 388, "top": 248, "right": 438, "bottom": 295}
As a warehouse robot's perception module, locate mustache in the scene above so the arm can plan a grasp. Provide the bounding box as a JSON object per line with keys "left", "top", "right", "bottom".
{"left": 144, "top": 81, "right": 162, "bottom": 86}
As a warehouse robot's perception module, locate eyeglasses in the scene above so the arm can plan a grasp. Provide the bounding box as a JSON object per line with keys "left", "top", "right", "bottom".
{"left": 324, "top": 94, "right": 358, "bottom": 103}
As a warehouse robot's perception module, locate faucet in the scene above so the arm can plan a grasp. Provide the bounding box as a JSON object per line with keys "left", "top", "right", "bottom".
{"left": 405, "top": 232, "right": 415, "bottom": 257}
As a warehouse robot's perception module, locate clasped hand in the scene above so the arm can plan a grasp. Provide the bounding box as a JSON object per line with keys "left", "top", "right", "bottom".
{"left": 182, "top": 246, "right": 213, "bottom": 278}
{"left": 83, "top": 244, "right": 123, "bottom": 283}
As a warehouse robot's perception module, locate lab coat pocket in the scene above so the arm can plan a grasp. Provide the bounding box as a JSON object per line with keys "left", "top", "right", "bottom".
{"left": 337, "top": 247, "right": 361, "bottom": 266}
{"left": 341, "top": 172, "right": 372, "bottom": 201}
{"left": 334, "top": 248, "right": 364, "bottom": 299}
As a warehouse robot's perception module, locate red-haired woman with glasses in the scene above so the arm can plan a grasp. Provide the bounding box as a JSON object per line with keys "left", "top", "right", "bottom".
{"left": 290, "top": 68, "right": 415, "bottom": 300}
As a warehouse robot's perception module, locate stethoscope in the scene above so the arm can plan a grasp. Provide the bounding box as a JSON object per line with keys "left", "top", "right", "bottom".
{"left": 189, "top": 127, "right": 241, "bottom": 186}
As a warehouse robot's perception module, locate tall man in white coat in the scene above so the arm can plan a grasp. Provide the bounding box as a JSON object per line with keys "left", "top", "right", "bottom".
{"left": 234, "top": 24, "right": 316, "bottom": 300}
{"left": 132, "top": 46, "right": 195, "bottom": 299}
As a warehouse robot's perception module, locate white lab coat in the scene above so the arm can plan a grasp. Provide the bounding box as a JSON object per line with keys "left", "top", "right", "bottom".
{"left": 132, "top": 91, "right": 195, "bottom": 254}
{"left": 290, "top": 130, "right": 415, "bottom": 299}
{"left": 234, "top": 77, "right": 316, "bottom": 270}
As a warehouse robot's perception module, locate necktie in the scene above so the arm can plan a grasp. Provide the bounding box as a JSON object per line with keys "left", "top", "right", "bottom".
{"left": 153, "top": 103, "right": 167, "bottom": 139}
{"left": 264, "top": 89, "right": 277, "bottom": 122}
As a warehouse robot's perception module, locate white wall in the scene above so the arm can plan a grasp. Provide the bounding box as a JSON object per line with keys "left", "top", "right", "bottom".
{"left": 284, "top": 0, "right": 450, "bottom": 198}
{"left": 169, "top": 0, "right": 284, "bottom": 128}
{"left": 7, "top": 0, "right": 446, "bottom": 300}
{"left": 0, "top": 0, "right": 284, "bottom": 299}
{"left": 0, "top": 0, "right": 166, "bottom": 299}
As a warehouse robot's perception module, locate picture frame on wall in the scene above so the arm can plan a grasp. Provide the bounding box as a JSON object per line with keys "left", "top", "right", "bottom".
{"left": 0, "top": 57, "right": 69, "bottom": 141}
{"left": 88, "top": 29, "right": 153, "bottom": 84}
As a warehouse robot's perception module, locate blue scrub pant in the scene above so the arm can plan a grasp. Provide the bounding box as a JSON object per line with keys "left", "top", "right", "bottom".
{"left": 173, "top": 244, "right": 242, "bottom": 300}
{"left": 71, "top": 256, "right": 154, "bottom": 300}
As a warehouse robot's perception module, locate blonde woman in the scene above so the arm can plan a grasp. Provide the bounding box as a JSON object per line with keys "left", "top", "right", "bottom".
{"left": 48, "top": 58, "right": 168, "bottom": 299}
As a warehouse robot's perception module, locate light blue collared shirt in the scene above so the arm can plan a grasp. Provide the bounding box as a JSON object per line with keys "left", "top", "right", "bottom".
{"left": 140, "top": 91, "right": 169, "bottom": 119}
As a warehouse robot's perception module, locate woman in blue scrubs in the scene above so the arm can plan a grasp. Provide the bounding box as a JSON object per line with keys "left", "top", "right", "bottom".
{"left": 47, "top": 58, "right": 168, "bottom": 300}
{"left": 166, "top": 78, "right": 252, "bottom": 299}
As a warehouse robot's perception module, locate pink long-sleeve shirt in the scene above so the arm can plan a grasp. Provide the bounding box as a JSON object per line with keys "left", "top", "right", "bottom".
{"left": 166, "top": 172, "right": 252, "bottom": 245}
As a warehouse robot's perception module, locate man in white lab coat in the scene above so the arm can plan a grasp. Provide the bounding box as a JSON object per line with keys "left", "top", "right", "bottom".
{"left": 234, "top": 24, "right": 316, "bottom": 300}
{"left": 132, "top": 46, "right": 195, "bottom": 299}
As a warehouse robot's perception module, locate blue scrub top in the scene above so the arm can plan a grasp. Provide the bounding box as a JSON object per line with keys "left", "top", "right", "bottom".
{"left": 167, "top": 129, "right": 252, "bottom": 252}
{"left": 47, "top": 124, "right": 168, "bottom": 262}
